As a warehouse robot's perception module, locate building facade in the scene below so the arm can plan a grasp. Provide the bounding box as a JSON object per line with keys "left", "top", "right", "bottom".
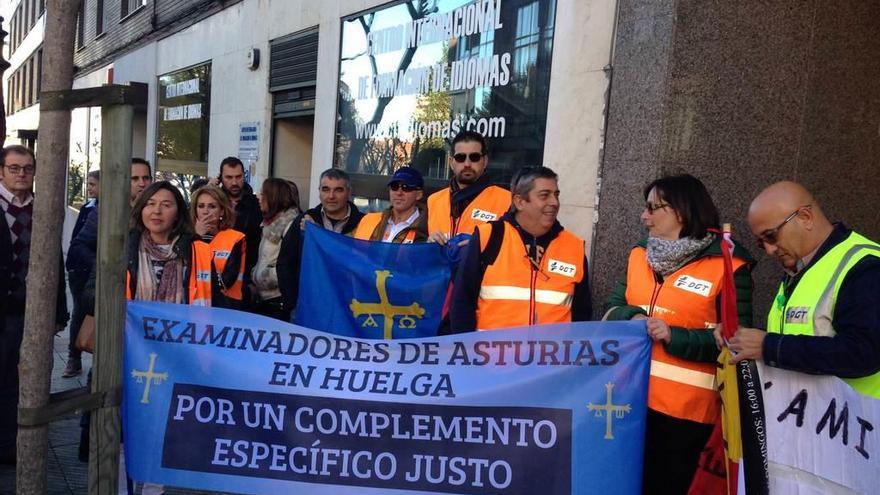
{"left": 10, "top": 0, "right": 878, "bottom": 323}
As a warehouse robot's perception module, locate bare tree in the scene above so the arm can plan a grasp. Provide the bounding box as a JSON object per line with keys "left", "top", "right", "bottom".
{"left": 17, "top": 1, "right": 82, "bottom": 493}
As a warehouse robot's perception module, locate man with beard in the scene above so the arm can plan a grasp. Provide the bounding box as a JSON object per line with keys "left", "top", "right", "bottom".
{"left": 427, "top": 130, "right": 510, "bottom": 245}
{"left": 277, "top": 168, "right": 364, "bottom": 320}
{"left": 449, "top": 166, "right": 592, "bottom": 332}
{"left": 216, "top": 156, "right": 263, "bottom": 306}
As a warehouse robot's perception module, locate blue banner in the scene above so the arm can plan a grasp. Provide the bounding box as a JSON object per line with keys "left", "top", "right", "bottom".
{"left": 124, "top": 301, "right": 651, "bottom": 494}
{"left": 294, "top": 223, "right": 452, "bottom": 339}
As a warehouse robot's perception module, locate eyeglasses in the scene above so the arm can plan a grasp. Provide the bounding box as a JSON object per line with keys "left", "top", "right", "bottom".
{"left": 452, "top": 152, "right": 484, "bottom": 163}
{"left": 645, "top": 202, "right": 669, "bottom": 213}
{"left": 389, "top": 183, "right": 421, "bottom": 192}
{"left": 3, "top": 165, "right": 35, "bottom": 176}
{"left": 755, "top": 205, "right": 810, "bottom": 249}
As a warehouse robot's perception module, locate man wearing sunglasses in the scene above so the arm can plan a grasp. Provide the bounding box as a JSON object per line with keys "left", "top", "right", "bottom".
{"left": 726, "top": 181, "right": 880, "bottom": 398}
{"left": 354, "top": 166, "right": 428, "bottom": 243}
{"left": 427, "top": 130, "right": 510, "bottom": 245}
{"left": 448, "top": 166, "right": 592, "bottom": 332}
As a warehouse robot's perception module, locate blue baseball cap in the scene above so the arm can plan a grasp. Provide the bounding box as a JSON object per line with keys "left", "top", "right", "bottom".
{"left": 387, "top": 166, "right": 424, "bottom": 189}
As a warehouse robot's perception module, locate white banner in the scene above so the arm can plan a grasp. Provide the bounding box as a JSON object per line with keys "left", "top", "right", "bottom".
{"left": 760, "top": 363, "right": 878, "bottom": 494}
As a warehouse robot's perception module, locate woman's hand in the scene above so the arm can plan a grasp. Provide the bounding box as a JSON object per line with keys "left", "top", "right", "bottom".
{"left": 195, "top": 214, "right": 218, "bottom": 236}
{"left": 646, "top": 317, "right": 671, "bottom": 344}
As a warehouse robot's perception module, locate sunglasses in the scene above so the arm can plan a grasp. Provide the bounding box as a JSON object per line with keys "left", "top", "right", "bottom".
{"left": 452, "top": 152, "right": 484, "bottom": 163}
{"left": 755, "top": 205, "right": 810, "bottom": 249}
{"left": 389, "top": 183, "right": 421, "bottom": 192}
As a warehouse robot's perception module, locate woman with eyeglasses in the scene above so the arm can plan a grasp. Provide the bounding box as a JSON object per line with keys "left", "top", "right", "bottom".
{"left": 604, "top": 174, "right": 754, "bottom": 494}
{"left": 354, "top": 166, "right": 428, "bottom": 243}
{"left": 190, "top": 185, "right": 247, "bottom": 309}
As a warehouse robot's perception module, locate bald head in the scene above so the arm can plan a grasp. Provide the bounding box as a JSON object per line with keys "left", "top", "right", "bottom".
{"left": 748, "top": 181, "right": 833, "bottom": 270}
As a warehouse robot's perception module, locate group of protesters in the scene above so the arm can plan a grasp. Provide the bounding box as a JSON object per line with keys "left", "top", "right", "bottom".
{"left": 1, "top": 126, "right": 879, "bottom": 494}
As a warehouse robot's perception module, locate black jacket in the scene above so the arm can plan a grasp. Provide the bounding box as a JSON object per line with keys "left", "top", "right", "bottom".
{"left": 762, "top": 223, "right": 880, "bottom": 378}
{"left": 66, "top": 204, "right": 98, "bottom": 274}
{"left": 225, "top": 183, "right": 263, "bottom": 284}
{"left": 277, "top": 202, "right": 365, "bottom": 317}
{"left": 0, "top": 206, "right": 68, "bottom": 324}
{"left": 448, "top": 213, "right": 592, "bottom": 333}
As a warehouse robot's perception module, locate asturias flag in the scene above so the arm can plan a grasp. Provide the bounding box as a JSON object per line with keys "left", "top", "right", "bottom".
{"left": 294, "top": 222, "right": 452, "bottom": 339}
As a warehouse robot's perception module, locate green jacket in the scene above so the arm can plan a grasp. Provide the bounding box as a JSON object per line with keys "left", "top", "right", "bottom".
{"left": 605, "top": 236, "right": 755, "bottom": 363}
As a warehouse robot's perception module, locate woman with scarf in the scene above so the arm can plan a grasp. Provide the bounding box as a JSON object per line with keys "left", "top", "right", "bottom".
{"left": 190, "top": 185, "right": 246, "bottom": 309}
{"left": 251, "top": 178, "right": 300, "bottom": 320}
{"left": 604, "top": 174, "right": 754, "bottom": 494}
{"left": 124, "top": 181, "right": 213, "bottom": 495}
{"left": 127, "top": 181, "right": 213, "bottom": 306}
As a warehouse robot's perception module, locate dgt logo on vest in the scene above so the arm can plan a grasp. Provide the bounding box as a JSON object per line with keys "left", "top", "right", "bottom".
{"left": 470, "top": 209, "right": 497, "bottom": 222}
{"left": 547, "top": 259, "right": 577, "bottom": 278}
{"left": 672, "top": 275, "right": 713, "bottom": 297}
{"left": 785, "top": 307, "right": 810, "bottom": 323}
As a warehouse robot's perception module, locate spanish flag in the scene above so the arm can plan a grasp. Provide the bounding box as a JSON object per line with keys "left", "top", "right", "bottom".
{"left": 689, "top": 227, "right": 768, "bottom": 495}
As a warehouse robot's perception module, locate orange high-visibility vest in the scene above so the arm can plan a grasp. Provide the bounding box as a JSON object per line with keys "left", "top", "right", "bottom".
{"left": 476, "top": 221, "right": 585, "bottom": 330}
{"left": 209, "top": 229, "right": 246, "bottom": 300}
{"left": 624, "top": 246, "right": 747, "bottom": 424}
{"left": 126, "top": 239, "right": 214, "bottom": 306}
{"left": 354, "top": 212, "right": 419, "bottom": 244}
{"left": 427, "top": 185, "right": 510, "bottom": 237}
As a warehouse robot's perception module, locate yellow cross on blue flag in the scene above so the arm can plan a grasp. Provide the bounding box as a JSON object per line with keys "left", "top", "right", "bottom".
{"left": 294, "top": 223, "right": 452, "bottom": 339}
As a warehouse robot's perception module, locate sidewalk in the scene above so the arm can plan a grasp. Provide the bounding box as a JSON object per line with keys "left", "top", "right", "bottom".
{"left": 0, "top": 326, "right": 232, "bottom": 495}
{"left": 0, "top": 328, "right": 91, "bottom": 495}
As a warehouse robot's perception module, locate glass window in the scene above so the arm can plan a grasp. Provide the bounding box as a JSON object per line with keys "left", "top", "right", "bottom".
{"left": 156, "top": 62, "right": 212, "bottom": 178}
{"left": 335, "top": 0, "right": 558, "bottom": 200}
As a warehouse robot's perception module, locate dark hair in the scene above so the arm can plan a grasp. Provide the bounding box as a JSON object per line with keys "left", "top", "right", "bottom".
{"left": 87, "top": 170, "right": 101, "bottom": 181}
{"left": 261, "top": 178, "right": 298, "bottom": 219}
{"left": 189, "top": 177, "right": 209, "bottom": 194}
{"left": 131, "top": 158, "right": 151, "bottom": 176}
{"left": 130, "top": 181, "right": 192, "bottom": 237}
{"left": 220, "top": 156, "right": 245, "bottom": 174}
{"left": 643, "top": 174, "right": 719, "bottom": 239}
{"left": 509, "top": 166, "right": 558, "bottom": 212}
{"left": 1, "top": 145, "right": 35, "bottom": 167}
{"left": 285, "top": 179, "right": 301, "bottom": 212}
{"left": 450, "top": 130, "right": 487, "bottom": 155}
{"left": 319, "top": 168, "right": 351, "bottom": 188}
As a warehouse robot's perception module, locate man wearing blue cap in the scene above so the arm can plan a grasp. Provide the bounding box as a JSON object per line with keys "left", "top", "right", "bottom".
{"left": 354, "top": 166, "right": 428, "bottom": 243}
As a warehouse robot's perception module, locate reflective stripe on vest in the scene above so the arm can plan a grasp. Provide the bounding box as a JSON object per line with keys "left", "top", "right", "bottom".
{"left": 479, "top": 285, "right": 574, "bottom": 306}
{"left": 624, "top": 245, "right": 747, "bottom": 424}
{"left": 209, "top": 229, "right": 245, "bottom": 300}
{"left": 650, "top": 360, "right": 716, "bottom": 390}
{"left": 475, "top": 222, "right": 585, "bottom": 330}
{"left": 767, "top": 231, "right": 880, "bottom": 398}
{"left": 427, "top": 186, "right": 511, "bottom": 236}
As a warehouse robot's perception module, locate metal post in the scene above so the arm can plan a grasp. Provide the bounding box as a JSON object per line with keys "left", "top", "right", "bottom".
{"left": 89, "top": 103, "right": 133, "bottom": 494}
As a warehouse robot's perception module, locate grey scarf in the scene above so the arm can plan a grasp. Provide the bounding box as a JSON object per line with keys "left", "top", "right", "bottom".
{"left": 646, "top": 234, "right": 715, "bottom": 276}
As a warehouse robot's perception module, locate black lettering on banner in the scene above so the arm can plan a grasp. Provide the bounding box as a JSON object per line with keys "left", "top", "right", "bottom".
{"left": 163, "top": 384, "right": 572, "bottom": 494}
{"left": 855, "top": 417, "right": 874, "bottom": 460}
{"left": 815, "top": 398, "right": 848, "bottom": 445}
{"left": 777, "top": 389, "right": 808, "bottom": 427}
